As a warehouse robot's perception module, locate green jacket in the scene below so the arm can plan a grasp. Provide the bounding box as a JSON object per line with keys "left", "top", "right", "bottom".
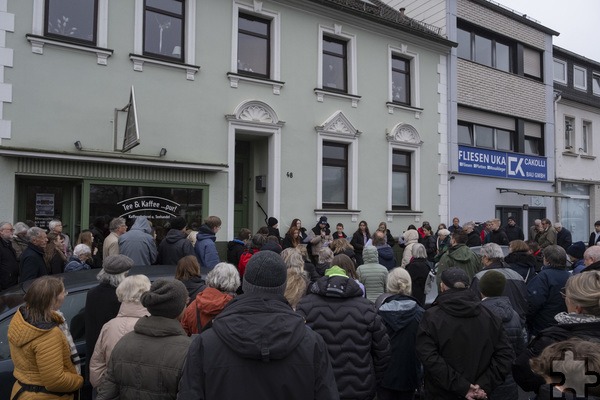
{"left": 436, "top": 244, "right": 482, "bottom": 285}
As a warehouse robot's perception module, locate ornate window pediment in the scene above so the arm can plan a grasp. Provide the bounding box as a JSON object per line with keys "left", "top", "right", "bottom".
{"left": 229, "top": 100, "right": 281, "bottom": 125}
{"left": 316, "top": 111, "right": 361, "bottom": 138}
{"left": 387, "top": 123, "right": 422, "bottom": 146}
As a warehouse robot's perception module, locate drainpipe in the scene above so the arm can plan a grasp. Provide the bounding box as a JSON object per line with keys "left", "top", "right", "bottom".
{"left": 553, "top": 91, "right": 562, "bottom": 222}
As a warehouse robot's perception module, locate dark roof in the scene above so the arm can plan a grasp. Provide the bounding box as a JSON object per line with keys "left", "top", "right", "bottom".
{"left": 469, "top": 0, "right": 559, "bottom": 36}
{"left": 553, "top": 45, "right": 600, "bottom": 67}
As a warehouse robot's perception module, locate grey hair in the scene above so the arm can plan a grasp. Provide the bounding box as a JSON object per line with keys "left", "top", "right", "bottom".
{"left": 386, "top": 267, "right": 412, "bottom": 295}
{"left": 26, "top": 227, "right": 46, "bottom": 241}
{"left": 463, "top": 221, "right": 475, "bottom": 230}
{"left": 543, "top": 245, "right": 567, "bottom": 269}
{"left": 116, "top": 275, "right": 151, "bottom": 303}
{"left": 584, "top": 246, "right": 600, "bottom": 264}
{"left": 411, "top": 243, "right": 427, "bottom": 259}
{"left": 554, "top": 222, "right": 562, "bottom": 229}
{"left": 481, "top": 243, "right": 504, "bottom": 260}
{"left": 206, "top": 262, "right": 240, "bottom": 294}
{"left": 48, "top": 219, "right": 62, "bottom": 230}
{"left": 109, "top": 217, "right": 126, "bottom": 232}
{"left": 0, "top": 221, "right": 10, "bottom": 230}
{"left": 318, "top": 246, "right": 334, "bottom": 263}
{"left": 14, "top": 222, "right": 29, "bottom": 235}
{"left": 73, "top": 244, "right": 91, "bottom": 257}
{"left": 96, "top": 270, "right": 127, "bottom": 287}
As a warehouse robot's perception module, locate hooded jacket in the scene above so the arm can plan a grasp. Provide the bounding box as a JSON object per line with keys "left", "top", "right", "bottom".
{"left": 504, "top": 251, "right": 537, "bottom": 283}
{"left": 405, "top": 257, "right": 431, "bottom": 307}
{"left": 177, "top": 294, "right": 339, "bottom": 400}
{"left": 226, "top": 239, "right": 245, "bottom": 266}
{"left": 436, "top": 244, "right": 482, "bottom": 285}
{"left": 400, "top": 230, "right": 419, "bottom": 268}
{"left": 357, "top": 246, "right": 389, "bottom": 302}
{"left": 194, "top": 225, "right": 220, "bottom": 272}
{"left": 376, "top": 244, "right": 396, "bottom": 270}
{"left": 157, "top": 229, "right": 195, "bottom": 265}
{"left": 64, "top": 255, "right": 91, "bottom": 273}
{"left": 526, "top": 265, "right": 570, "bottom": 336}
{"left": 8, "top": 308, "right": 84, "bottom": 399}
{"left": 180, "top": 287, "right": 233, "bottom": 335}
{"left": 297, "top": 275, "right": 391, "bottom": 400}
{"left": 118, "top": 217, "right": 158, "bottom": 265}
{"left": 416, "top": 289, "right": 514, "bottom": 400}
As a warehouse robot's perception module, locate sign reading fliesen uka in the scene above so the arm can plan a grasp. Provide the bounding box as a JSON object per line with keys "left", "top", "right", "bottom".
{"left": 458, "top": 146, "right": 547, "bottom": 181}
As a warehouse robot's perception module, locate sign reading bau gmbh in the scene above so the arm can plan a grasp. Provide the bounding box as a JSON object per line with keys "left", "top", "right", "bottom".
{"left": 458, "top": 146, "right": 547, "bottom": 181}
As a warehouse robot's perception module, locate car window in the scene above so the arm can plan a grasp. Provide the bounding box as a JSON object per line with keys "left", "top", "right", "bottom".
{"left": 0, "top": 316, "right": 10, "bottom": 360}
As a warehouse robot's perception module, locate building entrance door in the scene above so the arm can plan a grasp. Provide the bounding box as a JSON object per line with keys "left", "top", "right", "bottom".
{"left": 234, "top": 140, "right": 250, "bottom": 235}
{"left": 496, "top": 206, "right": 522, "bottom": 228}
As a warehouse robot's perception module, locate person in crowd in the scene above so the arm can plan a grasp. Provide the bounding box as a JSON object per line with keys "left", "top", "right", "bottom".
{"left": 487, "top": 219, "right": 509, "bottom": 246}
{"left": 49, "top": 219, "right": 72, "bottom": 258}
{"left": 281, "top": 248, "right": 310, "bottom": 310}
{"left": 527, "top": 240, "right": 544, "bottom": 271}
{"left": 400, "top": 229, "right": 419, "bottom": 268}
{"left": 103, "top": 217, "right": 127, "bottom": 258}
{"left": 1, "top": 221, "right": 19, "bottom": 289}
{"left": 64, "top": 243, "right": 92, "bottom": 272}
{"left": 581, "top": 245, "right": 600, "bottom": 272}
{"left": 175, "top": 255, "right": 206, "bottom": 302}
{"left": 19, "top": 226, "right": 49, "bottom": 283}
{"left": 470, "top": 243, "right": 528, "bottom": 322}
{"left": 448, "top": 217, "right": 461, "bottom": 234}
{"left": 377, "top": 222, "right": 396, "bottom": 247}
{"left": 178, "top": 251, "right": 339, "bottom": 399}
{"left": 330, "top": 237, "right": 356, "bottom": 264}
{"left": 357, "top": 245, "right": 389, "bottom": 303}
{"left": 75, "top": 230, "right": 98, "bottom": 268}
{"left": 405, "top": 243, "right": 431, "bottom": 307}
{"left": 297, "top": 245, "right": 320, "bottom": 283}
{"left": 8, "top": 276, "right": 84, "bottom": 399}
{"left": 194, "top": 216, "right": 222, "bottom": 273}
{"left": 436, "top": 223, "right": 447, "bottom": 236}
{"left": 372, "top": 230, "right": 396, "bottom": 270}
{"left": 89, "top": 275, "right": 151, "bottom": 388}
{"left": 554, "top": 222, "right": 572, "bottom": 251}
{"left": 350, "top": 220, "right": 370, "bottom": 266}
{"left": 504, "top": 216, "right": 524, "bottom": 242}
{"left": 333, "top": 222, "right": 348, "bottom": 239}
{"left": 436, "top": 230, "right": 482, "bottom": 284}
{"left": 282, "top": 226, "right": 302, "bottom": 249}
{"left": 266, "top": 217, "right": 281, "bottom": 243}
{"left": 526, "top": 245, "right": 571, "bottom": 337}
{"left": 589, "top": 220, "right": 600, "bottom": 247}
{"left": 118, "top": 216, "right": 158, "bottom": 266}
{"left": 417, "top": 224, "right": 436, "bottom": 262}
{"left": 316, "top": 246, "right": 334, "bottom": 277}
{"left": 89, "top": 217, "right": 107, "bottom": 265}
{"left": 329, "top": 253, "right": 366, "bottom": 295}
{"left": 480, "top": 220, "right": 492, "bottom": 244}
{"left": 157, "top": 216, "right": 195, "bottom": 265}
{"left": 97, "top": 279, "right": 191, "bottom": 399}
{"left": 180, "top": 262, "right": 239, "bottom": 335}
{"left": 289, "top": 218, "right": 309, "bottom": 243}
{"left": 297, "top": 254, "right": 390, "bottom": 400}
{"left": 478, "top": 270, "right": 524, "bottom": 400}
{"left": 308, "top": 216, "right": 332, "bottom": 265}
{"left": 84, "top": 255, "right": 133, "bottom": 386}
{"left": 44, "top": 232, "right": 67, "bottom": 275}
{"left": 529, "top": 219, "right": 543, "bottom": 242}
{"left": 227, "top": 227, "right": 251, "bottom": 266}
{"left": 537, "top": 218, "right": 557, "bottom": 249}
{"left": 514, "top": 271, "right": 600, "bottom": 396}
{"left": 417, "top": 221, "right": 430, "bottom": 240}
{"left": 567, "top": 241, "right": 586, "bottom": 274}
{"left": 237, "top": 233, "right": 266, "bottom": 278}
{"left": 416, "top": 268, "right": 514, "bottom": 400}
{"left": 262, "top": 235, "right": 283, "bottom": 254}
{"left": 11, "top": 222, "right": 29, "bottom": 261}
{"left": 463, "top": 221, "right": 482, "bottom": 248}
{"left": 376, "top": 267, "right": 424, "bottom": 400}
{"left": 503, "top": 239, "right": 537, "bottom": 283}
{"left": 186, "top": 221, "right": 200, "bottom": 247}
{"left": 434, "top": 228, "right": 451, "bottom": 262}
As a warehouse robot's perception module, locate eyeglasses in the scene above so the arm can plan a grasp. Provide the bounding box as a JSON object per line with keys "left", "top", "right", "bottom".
{"left": 560, "top": 287, "right": 567, "bottom": 299}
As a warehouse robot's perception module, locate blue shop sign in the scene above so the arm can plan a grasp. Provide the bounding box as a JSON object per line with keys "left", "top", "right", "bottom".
{"left": 458, "top": 146, "right": 547, "bottom": 181}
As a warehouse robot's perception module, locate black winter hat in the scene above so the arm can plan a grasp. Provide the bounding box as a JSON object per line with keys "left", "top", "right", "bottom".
{"left": 141, "top": 279, "right": 188, "bottom": 319}
{"left": 318, "top": 216, "right": 328, "bottom": 225}
{"left": 441, "top": 268, "right": 470, "bottom": 289}
{"left": 170, "top": 216, "right": 187, "bottom": 231}
{"left": 479, "top": 270, "right": 506, "bottom": 297}
{"left": 267, "top": 217, "right": 278, "bottom": 227}
{"left": 242, "top": 250, "right": 287, "bottom": 295}
{"left": 567, "top": 241, "right": 586, "bottom": 260}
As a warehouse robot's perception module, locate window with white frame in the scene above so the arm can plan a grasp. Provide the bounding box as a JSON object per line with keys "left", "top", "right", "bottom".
{"left": 387, "top": 46, "right": 419, "bottom": 112}
{"left": 574, "top": 66, "right": 587, "bottom": 90}
{"left": 391, "top": 54, "right": 410, "bottom": 105}
{"left": 553, "top": 59, "right": 567, "bottom": 84}
{"left": 565, "top": 116, "right": 575, "bottom": 150}
{"left": 582, "top": 121, "right": 591, "bottom": 154}
{"left": 322, "top": 142, "right": 348, "bottom": 209}
{"left": 386, "top": 123, "right": 421, "bottom": 213}
{"left": 45, "top": 0, "right": 97, "bottom": 45}
{"left": 317, "top": 25, "right": 357, "bottom": 100}
{"left": 593, "top": 73, "right": 600, "bottom": 96}
{"left": 143, "top": 0, "right": 184, "bottom": 62}
{"left": 391, "top": 150, "right": 411, "bottom": 210}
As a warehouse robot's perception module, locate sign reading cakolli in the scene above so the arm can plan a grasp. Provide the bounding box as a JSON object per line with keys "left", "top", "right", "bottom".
{"left": 458, "top": 146, "right": 547, "bottom": 181}
{"left": 118, "top": 196, "right": 180, "bottom": 219}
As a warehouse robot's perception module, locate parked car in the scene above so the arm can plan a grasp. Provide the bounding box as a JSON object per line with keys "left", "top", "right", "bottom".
{"left": 0, "top": 265, "right": 177, "bottom": 400}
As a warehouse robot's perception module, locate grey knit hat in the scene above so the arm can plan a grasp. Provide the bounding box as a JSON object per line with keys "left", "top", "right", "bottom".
{"left": 102, "top": 255, "right": 134, "bottom": 275}
{"left": 141, "top": 279, "right": 188, "bottom": 319}
{"left": 441, "top": 268, "right": 470, "bottom": 289}
{"left": 242, "top": 250, "right": 287, "bottom": 295}
{"left": 479, "top": 270, "right": 506, "bottom": 297}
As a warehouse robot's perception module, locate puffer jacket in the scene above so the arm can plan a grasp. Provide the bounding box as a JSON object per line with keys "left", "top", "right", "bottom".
{"left": 194, "top": 225, "right": 220, "bottom": 272}
{"left": 357, "top": 246, "right": 389, "bottom": 302}
{"left": 376, "top": 245, "right": 396, "bottom": 270}
{"left": 377, "top": 295, "right": 424, "bottom": 392}
{"left": 297, "top": 275, "right": 391, "bottom": 400}
{"left": 64, "top": 255, "right": 91, "bottom": 272}
{"left": 504, "top": 251, "right": 537, "bottom": 283}
{"left": 157, "top": 229, "right": 195, "bottom": 265}
{"left": 8, "top": 307, "right": 83, "bottom": 399}
{"left": 401, "top": 230, "right": 419, "bottom": 268}
{"left": 89, "top": 301, "right": 149, "bottom": 388}
{"left": 180, "top": 287, "right": 233, "bottom": 335}
{"left": 118, "top": 217, "right": 158, "bottom": 265}
{"left": 436, "top": 244, "right": 482, "bottom": 285}
{"left": 97, "top": 316, "right": 192, "bottom": 400}
{"left": 526, "top": 266, "right": 570, "bottom": 336}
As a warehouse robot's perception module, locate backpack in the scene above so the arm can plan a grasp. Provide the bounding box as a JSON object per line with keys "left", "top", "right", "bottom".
{"left": 238, "top": 249, "right": 257, "bottom": 277}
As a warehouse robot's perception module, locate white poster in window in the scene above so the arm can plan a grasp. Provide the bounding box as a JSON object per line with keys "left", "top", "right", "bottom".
{"left": 36, "top": 193, "right": 55, "bottom": 216}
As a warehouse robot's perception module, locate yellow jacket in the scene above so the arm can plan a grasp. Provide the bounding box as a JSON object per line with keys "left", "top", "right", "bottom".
{"left": 8, "top": 308, "right": 83, "bottom": 399}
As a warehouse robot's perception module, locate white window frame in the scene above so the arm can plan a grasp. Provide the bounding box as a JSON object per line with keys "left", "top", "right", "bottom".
{"left": 131, "top": 0, "right": 199, "bottom": 80}
{"left": 386, "top": 123, "right": 422, "bottom": 214}
{"left": 315, "top": 24, "right": 359, "bottom": 107}
{"left": 228, "top": 1, "right": 281, "bottom": 94}
{"left": 593, "top": 73, "right": 600, "bottom": 96}
{"left": 553, "top": 58, "right": 567, "bottom": 84}
{"left": 29, "top": 0, "right": 112, "bottom": 64}
{"left": 316, "top": 112, "right": 360, "bottom": 213}
{"left": 582, "top": 121, "right": 592, "bottom": 155}
{"left": 387, "top": 44, "right": 421, "bottom": 115}
{"left": 573, "top": 65, "right": 587, "bottom": 91}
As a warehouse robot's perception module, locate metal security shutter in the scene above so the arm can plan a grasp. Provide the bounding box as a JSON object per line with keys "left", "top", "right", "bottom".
{"left": 524, "top": 121, "right": 543, "bottom": 138}
{"left": 524, "top": 47, "right": 542, "bottom": 78}
{"left": 457, "top": 106, "right": 515, "bottom": 131}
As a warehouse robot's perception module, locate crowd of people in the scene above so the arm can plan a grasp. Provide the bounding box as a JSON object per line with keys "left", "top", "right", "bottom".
{"left": 3, "top": 214, "right": 600, "bottom": 399}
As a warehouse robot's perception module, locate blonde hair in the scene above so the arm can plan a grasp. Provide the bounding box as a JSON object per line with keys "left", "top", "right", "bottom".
{"left": 116, "top": 275, "right": 151, "bottom": 303}
{"left": 509, "top": 239, "right": 529, "bottom": 253}
{"left": 281, "top": 248, "right": 309, "bottom": 309}
{"left": 386, "top": 267, "right": 412, "bottom": 296}
{"left": 565, "top": 271, "right": 600, "bottom": 316}
{"left": 24, "top": 276, "right": 65, "bottom": 324}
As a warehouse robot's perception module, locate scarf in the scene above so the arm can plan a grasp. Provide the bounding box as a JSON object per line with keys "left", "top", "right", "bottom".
{"left": 554, "top": 312, "right": 600, "bottom": 325}
{"left": 55, "top": 310, "right": 82, "bottom": 374}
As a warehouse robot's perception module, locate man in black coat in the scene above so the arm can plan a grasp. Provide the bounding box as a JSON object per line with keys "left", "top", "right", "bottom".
{"left": 178, "top": 251, "right": 339, "bottom": 400}
{"left": 488, "top": 219, "right": 509, "bottom": 246}
{"left": 589, "top": 220, "right": 600, "bottom": 247}
{"left": 18, "top": 227, "right": 48, "bottom": 283}
{"left": 554, "top": 222, "right": 572, "bottom": 251}
{"left": 416, "top": 268, "right": 514, "bottom": 400}
{"left": 0, "top": 222, "right": 19, "bottom": 290}
{"left": 504, "top": 217, "right": 524, "bottom": 242}
{"left": 156, "top": 216, "right": 195, "bottom": 265}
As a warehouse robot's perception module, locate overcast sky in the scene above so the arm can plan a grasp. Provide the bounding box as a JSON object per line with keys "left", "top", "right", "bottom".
{"left": 495, "top": 0, "right": 600, "bottom": 62}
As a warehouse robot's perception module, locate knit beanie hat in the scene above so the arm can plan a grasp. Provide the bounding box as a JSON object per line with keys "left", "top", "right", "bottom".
{"left": 567, "top": 241, "right": 586, "bottom": 260}
{"left": 242, "top": 250, "right": 287, "bottom": 295}
{"left": 319, "top": 216, "right": 328, "bottom": 225}
{"left": 170, "top": 216, "right": 187, "bottom": 231}
{"left": 267, "top": 217, "right": 278, "bottom": 227}
{"left": 141, "top": 279, "right": 188, "bottom": 319}
{"left": 479, "top": 270, "right": 506, "bottom": 297}
{"left": 441, "top": 268, "right": 470, "bottom": 289}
